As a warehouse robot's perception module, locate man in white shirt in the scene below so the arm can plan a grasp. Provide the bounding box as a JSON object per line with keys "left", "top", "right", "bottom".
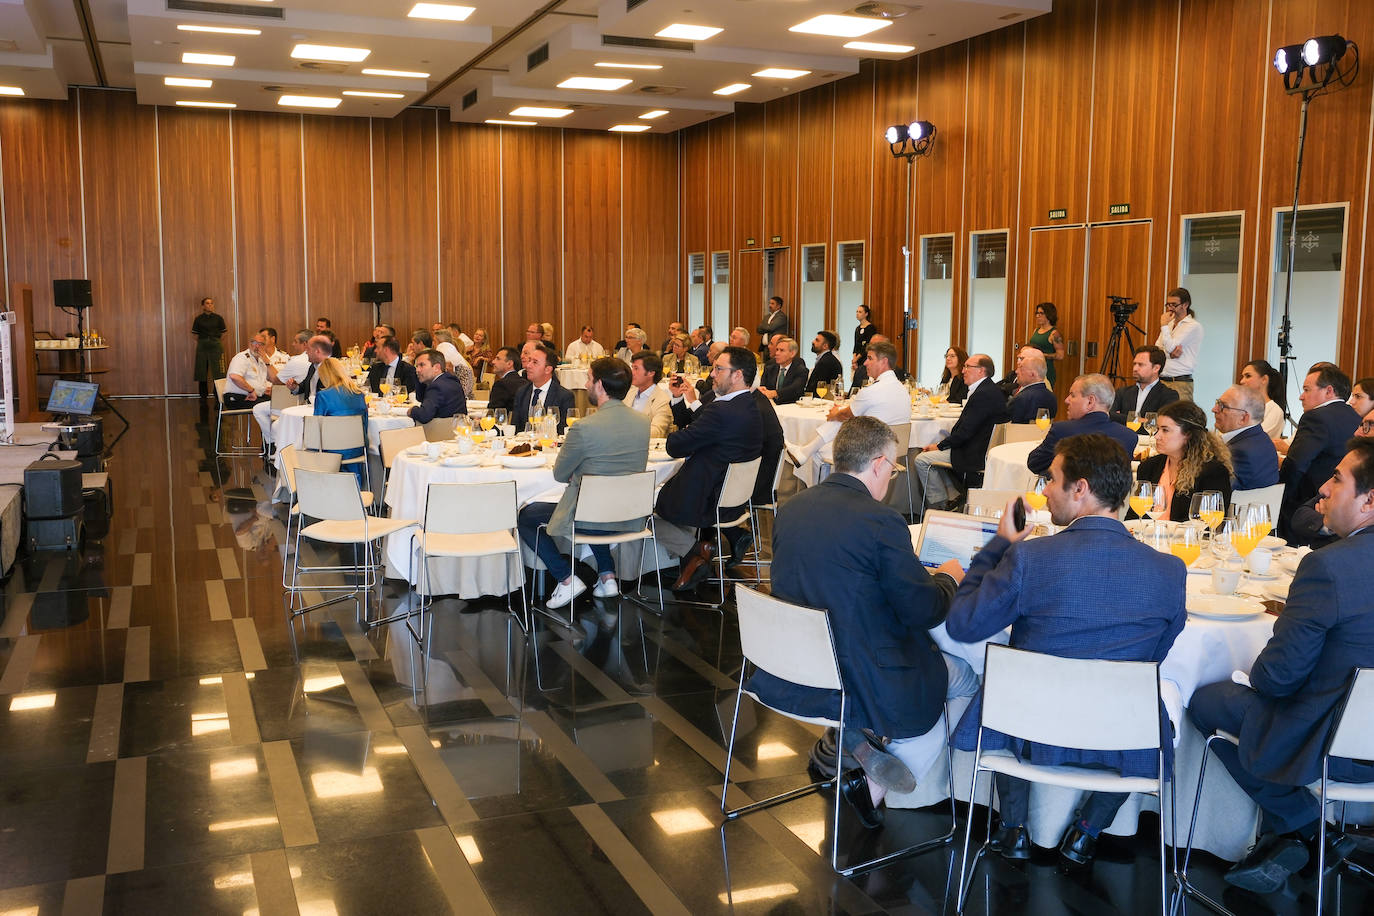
{"left": 256, "top": 329, "right": 311, "bottom": 448}
{"left": 786, "top": 340, "right": 910, "bottom": 468}
{"left": 565, "top": 326, "right": 606, "bottom": 362}
{"left": 447, "top": 323, "right": 473, "bottom": 350}
{"left": 223, "top": 332, "right": 271, "bottom": 409}
{"left": 258, "top": 327, "right": 290, "bottom": 373}
{"left": 1154, "top": 287, "right": 1204, "bottom": 402}
{"left": 623, "top": 351, "right": 673, "bottom": 438}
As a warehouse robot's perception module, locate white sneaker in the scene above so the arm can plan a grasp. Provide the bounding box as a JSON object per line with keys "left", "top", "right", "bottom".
{"left": 592, "top": 577, "right": 620, "bottom": 598}
{"left": 547, "top": 577, "right": 587, "bottom": 609}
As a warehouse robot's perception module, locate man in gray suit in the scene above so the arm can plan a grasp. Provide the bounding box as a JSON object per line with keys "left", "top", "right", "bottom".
{"left": 517, "top": 357, "right": 650, "bottom": 609}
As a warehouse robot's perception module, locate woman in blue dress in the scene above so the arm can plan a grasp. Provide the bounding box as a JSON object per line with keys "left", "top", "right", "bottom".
{"left": 312, "top": 358, "right": 368, "bottom": 482}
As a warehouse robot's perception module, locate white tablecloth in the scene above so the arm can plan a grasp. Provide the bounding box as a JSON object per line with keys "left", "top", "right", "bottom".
{"left": 776, "top": 402, "right": 955, "bottom": 491}
{"left": 273, "top": 403, "right": 414, "bottom": 460}
{"left": 382, "top": 451, "right": 684, "bottom": 596}
{"left": 982, "top": 439, "right": 1040, "bottom": 491}
{"left": 555, "top": 367, "right": 589, "bottom": 390}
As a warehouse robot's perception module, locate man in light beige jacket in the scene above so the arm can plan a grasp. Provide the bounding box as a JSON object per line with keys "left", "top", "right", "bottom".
{"left": 623, "top": 350, "right": 673, "bottom": 439}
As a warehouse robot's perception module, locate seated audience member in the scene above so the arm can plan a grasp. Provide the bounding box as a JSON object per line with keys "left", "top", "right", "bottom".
{"left": 758, "top": 336, "right": 808, "bottom": 404}
{"left": 947, "top": 433, "right": 1186, "bottom": 867}
{"left": 728, "top": 327, "right": 751, "bottom": 350}
{"left": 408, "top": 349, "right": 466, "bottom": 424}
{"left": 512, "top": 342, "right": 576, "bottom": 434}
{"left": 1027, "top": 374, "right": 1140, "bottom": 476}
{"left": 996, "top": 345, "right": 1040, "bottom": 398}
{"left": 365, "top": 337, "right": 419, "bottom": 395}
{"left": 1288, "top": 406, "right": 1374, "bottom": 546}
{"left": 662, "top": 332, "right": 700, "bottom": 377}
{"left": 541, "top": 322, "right": 557, "bottom": 348}
{"left": 849, "top": 334, "right": 908, "bottom": 390}
{"left": 654, "top": 347, "right": 764, "bottom": 590}
{"left": 223, "top": 332, "right": 272, "bottom": 409}
{"left": 689, "top": 326, "right": 712, "bottom": 364}
{"left": 312, "top": 357, "right": 367, "bottom": 481}
{"left": 1240, "top": 358, "right": 1287, "bottom": 438}
{"left": 1349, "top": 377, "right": 1374, "bottom": 421}
{"left": 258, "top": 327, "right": 289, "bottom": 374}
{"left": 1006, "top": 350, "right": 1057, "bottom": 423}
{"left": 805, "top": 330, "right": 844, "bottom": 395}
{"left": 786, "top": 340, "right": 911, "bottom": 467}
{"left": 446, "top": 323, "right": 473, "bottom": 350}
{"left": 613, "top": 322, "right": 640, "bottom": 352}
{"left": 615, "top": 327, "right": 649, "bottom": 363}
{"left": 748, "top": 416, "right": 974, "bottom": 827}
{"left": 1189, "top": 438, "right": 1374, "bottom": 893}
{"left": 1134, "top": 399, "right": 1232, "bottom": 521}
{"left": 939, "top": 347, "right": 970, "bottom": 404}
{"left": 517, "top": 358, "right": 649, "bottom": 608}
{"left": 406, "top": 329, "right": 434, "bottom": 364}
{"left": 485, "top": 347, "right": 523, "bottom": 413}
{"left": 293, "top": 335, "right": 336, "bottom": 401}
{"left": 914, "top": 353, "right": 1008, "bottom": 508}
{"left": 255, "top": 330, "right": 312, "bottom": 451}
{"left": 314, "top": 317, "right": 343, "bottom": 357}
{"left": 466, "top": 327, "right": 493, "bottom": 366}
{"left": 524, "top": 323, "right": 545, "bottom": 346}
{"left": 1108, "top": 345, "right": 1179, "bottom": 426}
{"left": 1213, "top": 384, "right": 1279, "bottom": 490}
{"left": 361, "top": 324, "right": 390, "bottom": 362}
{"left": 660, "top": 321, "right": 684, "bottom": 356}
{"left": 433, "top": 329, "right": 475, "bottom": 397}
{"left": 623, "top": 351, "right": 673, "bottom": 438}
{"left": 564, "top": 326, "right": 605, "bottom": 362}
{"left": 1277, "top": 365, "right": 1361, "bottom": 542}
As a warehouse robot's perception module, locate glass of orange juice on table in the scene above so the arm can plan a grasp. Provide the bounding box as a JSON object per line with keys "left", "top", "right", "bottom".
{"left": 1128, "top": 481, "right": 1154, "bottom": 519}
{"left": 1189, "top": 491, "right": 1224, "bottom": 543}
{"left": 566, "top": 408, "right": 583, "bottom": 427}
{"left": 1230, "top": 505, "right": 1263, "bottom": 559}
{"left": 378, "top": 382, "right": 391, "bottom": 398}
{"left": 815, "top": 382, "right": 829, "bottom": 400}
{"left": 1024, "top": 475, "right": 1049, "bottom": 512}
{"left": 1170, "top": 524, "right": 1201, "bottom": 567}
{"left": 1125, "top": 410, "right": 1142, "bottom": 432}
{"left": 1035, "top": 408, "right": 1051, "bottom": 431}
{"left": 480, "top": 413, "right": 496, "bottom": 432}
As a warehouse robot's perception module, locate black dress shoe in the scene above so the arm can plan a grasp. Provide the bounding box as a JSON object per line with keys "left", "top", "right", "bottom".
{"left": 1224, "top": 833, "right": 1309, "bottom": 893}
{"left": 1058, "top": 825, "right": 1097, "bottom": 868}
{"left": 670, "top": 542, "right": 715, "bottom": 591}
{"left": 989, "top": 825, "right": 1031, "bottom": 861}
{"left": 838, "top": 768, "right": 884, "bottom": 830}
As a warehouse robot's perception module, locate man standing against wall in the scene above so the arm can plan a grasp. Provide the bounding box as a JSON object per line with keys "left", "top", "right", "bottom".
{"left": 1155, "top": 288, "right": 1203, "bottom": 402}
{"left": 192, "top": 296, "right": 226, "bottom": 409}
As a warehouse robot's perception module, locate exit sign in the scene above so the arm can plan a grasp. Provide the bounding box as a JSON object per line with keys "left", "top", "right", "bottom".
{"left": 745, "top": 237, "right": 757, "bottom": 247}
{"left": 1109, "top": 203, "right": 1131, "bottom": 215}
{"left": 1048, "top": 208, "right": 1067, "bottom": 220}
{"left": 770, "top": 235, "right": 782, "bottom": 244}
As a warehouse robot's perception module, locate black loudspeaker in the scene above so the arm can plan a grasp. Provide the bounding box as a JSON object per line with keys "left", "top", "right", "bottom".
{"left": 53, "top": 279, "right": 93, "bottom": 310}
{"left": 359, "top": 282, "right": 392, "bottom": 304}
{"left": 23, "top": 457, "right": 84, "bottom": 519}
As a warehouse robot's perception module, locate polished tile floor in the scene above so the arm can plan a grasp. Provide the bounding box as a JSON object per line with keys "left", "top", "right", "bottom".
{"left": 0, "top": 399, "right": 1368, "bottom": 914}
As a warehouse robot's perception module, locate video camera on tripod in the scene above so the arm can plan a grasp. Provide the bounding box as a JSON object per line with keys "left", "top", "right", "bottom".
{"left": 1109, "top": 295, "right": 1138, "bottom": 325}
{"left": 1101, "top": 295, "right": 1144, "bottom": 387}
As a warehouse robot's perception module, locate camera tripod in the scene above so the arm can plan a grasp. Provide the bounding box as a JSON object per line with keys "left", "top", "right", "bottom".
{"left": 1100, "top": 309, "right": 1144, "bottom": 388}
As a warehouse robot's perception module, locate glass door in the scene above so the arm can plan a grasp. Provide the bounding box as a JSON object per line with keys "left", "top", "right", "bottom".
{"left": 917, "top": 234, "right": 955, "bottom": 387}
{"left": 687, "top": 253, "right": 706, "bottom": 335}
{"left": 968, "top": 231, "right": 1009, "bottom": 370}
{"left": 1269, "top": 205, "right": 1347, "bottom": 410}
{"left": 835, "top": 241, "right": 865, "bottom": 388}
{"left": 799, "top": 244, "right": 826, "bottom": 351}
{"left": 710, "top": 251, "right": 731, "bottom": 347}
{"left": 1180, "top": 213, "right": 1243, "bottom": 411}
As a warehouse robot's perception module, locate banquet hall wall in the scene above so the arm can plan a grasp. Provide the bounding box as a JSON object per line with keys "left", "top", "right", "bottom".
{"left": 677, "top": 0, "right": 1374, "bottom": 392}
{"left": 0, "top": 96, "right": 679, "bottom": 396}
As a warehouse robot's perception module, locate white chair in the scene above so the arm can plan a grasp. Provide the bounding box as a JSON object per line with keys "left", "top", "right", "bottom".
{"left": 379, "top": 425, "right": 425, "bottom": 492}
{"left": 1310, "top": 667, "right": 1374, "bottom": 915}
{"left": 285, "top": 469, "right": 416, "bottom": 642}
{"left": 1233, "top": 483, "right": 1284, "bottom": 523}
{"left": 722, "top": 585, "right": 957, "bottom": 875}
{"left": 278, "top": 446, "right": 367, "bottom": 568}
{"left": 303, "top": 414, "right": 371, "bottom": 494}
{"left": 742, "top": 447, "right": 787, "bottom": 582}
{"left": 890, "top": 422, "right": 917, "bottom": 519}
{"left": 676, "top": 456, "right": 762, "bottom": 608}
{"left": 955, "top": 644, "right": 1175, "bottom": 915}
{"left": 988, "top": 421, "right": 1046, "bottom": 450}
{"left": 214, "top": 378, "right": 261, "bottom": 459}
{"left": 422, "top": 417, "right": 455, "bottom": 442}
{"left": 270, "top": 385, "right": 304, "bottom": 412}
{"left": 533, "top": 471, "right": 664, "bottom": 624}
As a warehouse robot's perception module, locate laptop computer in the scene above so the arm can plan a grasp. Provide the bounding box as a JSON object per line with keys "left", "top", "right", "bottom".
{"left": 913, "top": 509, "right": 1001, "bottom": 569}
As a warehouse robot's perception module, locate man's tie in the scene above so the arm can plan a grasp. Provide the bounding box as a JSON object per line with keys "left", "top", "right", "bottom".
{"left": 531, "top": 387, "right": 541, "bottom": 412}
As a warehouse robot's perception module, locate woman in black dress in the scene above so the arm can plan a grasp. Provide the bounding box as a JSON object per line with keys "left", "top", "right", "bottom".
{"left": 851, "top": 303, "right": 876, "bottom": 370}
{"left": 939, "top": 346, "right": 969, "bottom": 403}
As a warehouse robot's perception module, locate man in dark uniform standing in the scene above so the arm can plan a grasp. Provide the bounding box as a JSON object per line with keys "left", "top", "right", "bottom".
{"left": 192, "top": 296, "right": 227, "bottom": 408}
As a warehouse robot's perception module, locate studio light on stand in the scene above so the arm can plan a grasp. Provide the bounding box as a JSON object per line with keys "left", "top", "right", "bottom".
{"left": 884, "top": 120, "right": 937, "bottom": 372}
{"left": 1270, "top": 33, "right": 1358, "bottom": 422}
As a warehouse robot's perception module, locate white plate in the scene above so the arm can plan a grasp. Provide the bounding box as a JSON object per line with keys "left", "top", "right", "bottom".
{"left": 403, "top": 444, "right": 429, "bottom": 456}
{"left": 647, "top": 451, "right": 674, "bottom": 463}
{"left": 441, "top": 455, "right": 482, "bottom": 468}
{"left": 1260, "top": 536, "right": 1286, "bottom": 550}
{"left": 501, "top": 454, "right": 546, "bottom": 469}
{"left": 1188, "top": 594, "right": 1267, "bottom": 621}
{"left": 1265, "top": 580, "right": 1291, "bottom": 601}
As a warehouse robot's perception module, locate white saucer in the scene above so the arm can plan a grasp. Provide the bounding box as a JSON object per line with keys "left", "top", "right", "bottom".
{"left": 1187, "top": 593, "right": 1267, "bottom": 621}
{"left": 441, "top": 455, "right": 482, "bottom": 468}
{"left": 1265, "top": 580, "right": 1291, "bottom": 601}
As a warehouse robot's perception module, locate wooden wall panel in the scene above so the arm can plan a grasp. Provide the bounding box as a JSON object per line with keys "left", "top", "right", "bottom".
{"left": 562, "top": 131, "right": 621, "bottom": 343}
{"left": 1084, "top": 221, "right": 1153, "bottom": 382}
{"left": 1026, "top": 226, "right": 1087, "bottom": 401}
{"left": 624, "top": 133, "right": 679, "bottom": 333}
{"left": 439, "top": 123, "right": 503, "bottom": 347}
{"left": 500, "top": 127, "right": 562, "bottom": 345}
{"left": 232, "top": 111, "right": 305, "bottom": 345}
{"left": 963, "top": 26, "right": 1024, "bottom": 233}
{"left": 679, "top": 123, "right": 708, "bottom": 314}
{"left": 303, "top": 116, "right": 373, "bottom": 352}
{"left": 763, "top": 95, "right": 798, "bottom": 254}
{"left": 734, "top": 104, "right": 765, "bottom": 260}
{"left": 832, "top": 67, "right": 874, "bottom": 245}
{"left": 796, "top": 85, "right": 835, "bottom": 246}
{"left": 372, "top": 108, "right": 438, "bottom": 341}
{"left": 870, "top": 58, "right": 920, "bottom": 364}
{"left": 158, "top": 109, "right": 234, "bottom": 395}
{"left": 77, "top": 90, "right": 163, "bottom": 396}
{"left": 914, "top": 43, "right": 970, "bottom": 342}
{"left": 707, "top": 115, "right": 734, "bottom": 255}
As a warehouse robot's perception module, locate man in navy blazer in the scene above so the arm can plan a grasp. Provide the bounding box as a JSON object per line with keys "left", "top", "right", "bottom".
{"left": 748, "top": 417, "right": 970, "bottom": 826}
{"left": 1006, "top": 350, "right": 1058, "bottom": 423}
{"left": 485, "top": 347, "right": 524, "bottom": 413}
{"left": 511, "top": 342, "right": 576, "bottom": 434}
{"left": 1277, "top": 365, "right": 1362, "bottom": 542}
{"left": 1213, "top": 384, "right": 1278, "bottom": 490}
{"left": 1190, "top": 440, "right": 1374, "bottom": 893}
{"left": 655, "top": 346, "right": 763, "bottom": 589}
{"left": 914, "top": 353, "right": 1008, "bottom": 508}
{"left": 758, "top": 337, "right": 808, "bottom": 405}
{"left": 1027, "top": 374, "right": 1140, "bottom": 476}
{"left": 947, "top": 433, "right": 1187, "bottom": 867}
{"left": 1108, "top": 346, "right": 1179, "bottom": 426}
{"left": 805, "top": 331, "right": 844, "bottom": 395}
{"left": 407, "top": 350, "right": 466, "bottom": 424}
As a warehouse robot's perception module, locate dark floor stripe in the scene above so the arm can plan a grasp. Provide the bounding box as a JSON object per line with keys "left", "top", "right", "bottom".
{"left": 107, "top": 756, "right": 147, "bottom": 873}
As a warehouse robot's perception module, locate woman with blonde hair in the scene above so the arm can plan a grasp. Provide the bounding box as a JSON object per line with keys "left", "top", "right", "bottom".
{"left": 662, "top": 332, "right": 700, "bottom": 377}
{"left": 312, "top": 357, "right": 368, "bottom": 480}
{"left": 1132, "top": 399, "right": 1233, "bottom": 522}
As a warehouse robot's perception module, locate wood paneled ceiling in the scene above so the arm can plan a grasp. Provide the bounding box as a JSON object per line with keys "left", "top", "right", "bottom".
{"left": 3, "top": 0, "right": 1049, "bottom": 130}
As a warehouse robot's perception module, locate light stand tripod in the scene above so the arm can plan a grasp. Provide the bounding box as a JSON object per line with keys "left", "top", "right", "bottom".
{"left": 887, "top": 122, "right": 937, "bottom": 375}
{"left": 1099, "top": 296, "right": 1143, "bottom": 388}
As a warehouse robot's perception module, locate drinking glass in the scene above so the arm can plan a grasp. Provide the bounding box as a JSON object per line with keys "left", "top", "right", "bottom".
{"left": 1248, "top": 502, "right": 1273, "bottom": 540}
{"left": 1143, "top": 412, "right": 1159, "bottom": 436}
{"left": 392, "top": 384, "right": 407, "bottom": 405}
{"left": 815, "top": 381, "right": 830, "bottom": 400}
{"left": 491, "top": 408, "right": 508, "bottom": 431}
{"left": 1024, "top": 475, "right": 1049, "bottom": 512}
{"left": 1231, "top": 505, "right": 1263, "bottom": 560}
{"left": 1128, "top": 481, "right": 1155, "bottom": 519}
{"left": 542, "top": 406, "right": 561, "bottom": 428}
{"left": 529, "top": 405, "right": 544, "bottom": 423}
{"left": 1190, "top": 491, "right": 1225, "bottom": 536}
{"left": 565, "top": 408, "right": 583, "bottom": 427}
{"left": 1170, "top": 524, "right": 1201, "bottom": 567}
{"left": 479, "top": 412, "right": 497, "bottom": 432}
{"left": 1210, "top": 517, "right": 1236, "bottom": 562}
{"left": 834, "top": 385, "right": 847, "bottom": 405}
{"left": 1125, "top": 410, "right": 1141, "bottom": 432}
{"left": 1035, "top": 408, "right": 1051, "bottom": 431}
{"left": 453, "top": 414, "right": 471, "bottom": 438}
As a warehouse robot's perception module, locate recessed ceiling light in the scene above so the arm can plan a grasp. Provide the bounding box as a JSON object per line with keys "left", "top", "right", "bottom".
{"left": 510, "top": 106, "right": 572, "bottom": 118}
{"left": 557, "top": 76, "right": 632, "bottom": 91}
{"left": 485, "top": 119, "right": 537, "bottom": 126}
{"left": 176, "top": 24, "right": 261, "bottom": 35}
{"left": 165, "top": 76, "right": 213, "bottom": 88}
{"left": 278, "top": 94, "right": 342, "bottom": 108}
{"left": 655, "top": 23, "right": 722, "bottom": 41}
{"left": 343, "top": 90, "right": 405, "bottom": 98}
{"left": 789, "top": 14, "right": 892, "bottom": 38}
{"left": 290, "top": 44, "right": 370, "bottom": 63}
{"left": 182, "top": 52, "right": 235, "bottom": 66}
{"left": 407, "top": 2, "right": 475, "bottom": 20}
{"left": 609, "top": 124, "right": 650, "bottom": 132}
{"left": 753, "top": 68, "right": 811, "bottom": 79}
{"left": 638, "top": 109, "right": 669, "bottom": 119}
{"left": 713, "top": 83, "right": 750, "bottom": 96}
{"left": 844, "top": 40, "right": 915, "bottom": 53}
{"left": 0, "top": 86, "right": 23, "bottom": 96}
{"left": 362, "top": 68, "right": 430, "bottom": 79}
{"left": 594, "top": 61, "right": 662, "bottom": 71}
{"left": 176, "top": 100, "right": 236, "bottom": 108}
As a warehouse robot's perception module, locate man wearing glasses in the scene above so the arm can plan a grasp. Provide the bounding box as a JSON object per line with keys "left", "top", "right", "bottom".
{"left": 1212, "top": 384, "right": 1279, "bottom": 490}
{"left": 1154, "top": 288, "right": 1203, "bottom": 402}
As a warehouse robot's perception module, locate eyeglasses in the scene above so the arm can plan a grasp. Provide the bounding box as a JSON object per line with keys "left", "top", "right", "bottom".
{"left": 876, "top": 455, "right": 900, "bottom": 480}
{"left": 1361, "top": 420, "right": 1374, "bottom": 433}
{"left": 709, "top": 364, "right": 736, "bottom": 375}
{"left": 1213, "top": 400, "right": 1246, "bottom": 413}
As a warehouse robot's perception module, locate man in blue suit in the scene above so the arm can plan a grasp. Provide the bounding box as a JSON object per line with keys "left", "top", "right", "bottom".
{"left": 1277, "top": 365, "right": 1362, "bottom": 542}
{"left": 1213, "top": 384, "right": 1278, "bottom": 490}
{"left": 1190, "top": 439, "right": 1374, "bottom": 893}
{"left": 1027, "top": 374, "right": 1140, "bottom": 476}
{"left": 511, "top": 342, "right": 576, "bottom": 434}
{"left": 1006, "top": 350, "right": 1058, "bottom": 423}
{"left": 947, "top": 433, "right": 1186, "bottom": 867}
{"left": 748, "top": 416, "right": 971, "bottom": 827}
{"left": 914, "top": 353, "right": 1008, "bottom": 507}
{"left": 407, "top": 349, "right": 466, "bottom": 424}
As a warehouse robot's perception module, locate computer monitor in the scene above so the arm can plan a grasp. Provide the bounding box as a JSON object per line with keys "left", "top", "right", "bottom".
{"left": 913, "top": 510, "right": 1001, "bottom": 569}
{"left": 46, "top": 380, "right": 99, "bottom": 417}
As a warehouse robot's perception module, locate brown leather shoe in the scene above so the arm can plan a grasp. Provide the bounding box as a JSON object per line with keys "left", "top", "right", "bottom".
{"left": 671, "top": 541, "right": 716, "bottom": 590}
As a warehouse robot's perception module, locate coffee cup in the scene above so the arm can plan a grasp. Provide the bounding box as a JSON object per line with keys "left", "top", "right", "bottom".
{"left": 456, "top": 437, "right": 473, "bottom": 455}
{"left": 426, "top": 442, "right": 442, "bottom": 460}
{"left": 1247, "top": 548, "right": 1272, "bottom": 575}
{"left": 1211, "top": 565, "right": 1241, "bottom": 595}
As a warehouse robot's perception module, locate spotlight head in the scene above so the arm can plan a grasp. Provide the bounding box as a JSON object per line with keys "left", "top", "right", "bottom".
{"left": 1273, "top": 44, "right": 1303, "bottom": 74}
{"left": 908, "top": 120, "right": 934, "bottom": 140}
{"left": 884, "top": 124, "right": 907, "bottom": 144}
{"left": 1302, "top": 34, "right": 1348, "bottom": 67}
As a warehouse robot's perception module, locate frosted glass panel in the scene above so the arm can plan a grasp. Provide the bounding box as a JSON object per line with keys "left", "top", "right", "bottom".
{"left": 918, "top": 235, "right": 955, "bottom": 386}
{"left": 968, "top": 232, "right": 1008, "bottom": 368}
{"left": 711, "top": 251, "right": 731, "bottom": 347}
{"left": 1268, "top": 207, "right": 1345, "bottom": 412}
{"left": 836, "top": 242, "right": 865, "bottom": 388}
{"left": 687, "top": 252, "right": 706, "bottom": 332}
{"left": 1181, "top": 215, "right": 1241, "bottom": 412}
{"left": 800, "top": 244, "right": 826, "bottom": 348}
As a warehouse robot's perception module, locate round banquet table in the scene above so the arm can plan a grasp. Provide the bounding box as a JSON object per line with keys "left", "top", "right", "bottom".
{"left": 891, "top": 522, "right": 1305, "bottom": 861}
{"left": 774, "top": 400, "right": 956, "bottom": 491}
{"left": 383, "top": 448, "right": 684, "bottom": 597}
{"left": 273, "top": 402, "right": 414, "bottom": 462}
{"left": 554, "top": 366, "right": 589, "bottom": 390}
{"left": 981, "top": 438, "right": 1041, "bottom": 492}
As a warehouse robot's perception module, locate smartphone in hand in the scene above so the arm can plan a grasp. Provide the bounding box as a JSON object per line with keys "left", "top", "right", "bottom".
{"left": 1012, "top": 497, "right": 1027, "bottom": 532}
